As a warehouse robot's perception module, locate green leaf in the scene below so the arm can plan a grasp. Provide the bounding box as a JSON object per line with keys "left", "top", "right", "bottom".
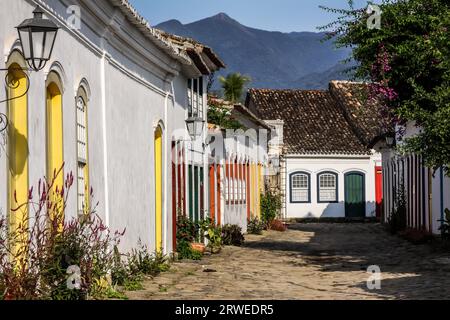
{"left": 445, "top": 208, "right": 450, "bottom": 222}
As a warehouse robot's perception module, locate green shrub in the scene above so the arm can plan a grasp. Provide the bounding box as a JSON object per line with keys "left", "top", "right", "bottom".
{"left": 222, "top": 224, "right": 245, "bottom": 246}
{"left": 176, "top": 214, "right": 203, "bottom": 260}
{"left": 247, "top": 218, "right": 265, "bottom": 235}
{"left": 176, "top": 240, "right": 203, "bottom": 260}
{"left": 128, "top": 241, "right": 170, "bottom": 277}
{"left": 111, "top": 246, "right": 142, "bottom": 291}
{"left": 261, "top": 190, "right": 282, "bottom": 227}
{"left": 105, "top": 286, "right": 129, "bottom": 300}
{"left": 199, "top": 218, "right": 223, "bottom": 253}
{"left": 176, "top": 214, "right": 198, "bottom": 244}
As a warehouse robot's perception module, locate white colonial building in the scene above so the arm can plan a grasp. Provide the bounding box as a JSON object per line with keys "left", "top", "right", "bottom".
{"left": 374, "top": 122, "right": 450, "bottom": 235}
{"left": 0, "top": 0, "right": 224, "bottom": 253}
{"left": 246, "top": 81, "right": 384, "bottom": 219}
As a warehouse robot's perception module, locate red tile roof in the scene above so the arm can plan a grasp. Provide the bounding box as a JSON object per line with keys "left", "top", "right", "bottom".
{"left": 246, "top": 82, "right": 382, "bottom": 155}
{"left": 329, "top": 81, "right": 386, "bottom": 147}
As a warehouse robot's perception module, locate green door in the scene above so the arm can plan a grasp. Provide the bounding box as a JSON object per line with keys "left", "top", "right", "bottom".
{"left": 345, "top": 172, "right": 366, "bottom": 218}
{"left": 188, "top": 165, "right": 193, "bottom": 221}
{"left": 194, "top": 166, "right": 199, "bottom": 222}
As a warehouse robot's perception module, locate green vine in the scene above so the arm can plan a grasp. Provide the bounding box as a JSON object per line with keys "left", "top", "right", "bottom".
{"left": 207, "top": 98, "right": 244, "bottom": 130}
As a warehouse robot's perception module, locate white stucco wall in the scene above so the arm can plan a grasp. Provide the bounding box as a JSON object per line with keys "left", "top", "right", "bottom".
{"left": 285, "top": 153, "right": 381, "bottom": 218}
{"left": 0, "top": 0, "right": 203, "bottom": 254}
{"left": 380, "top": 120, "right": 450, "bottom": 235}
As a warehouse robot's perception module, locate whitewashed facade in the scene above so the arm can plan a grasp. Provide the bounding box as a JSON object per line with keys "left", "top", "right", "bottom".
{"left": 283, "top": 153, "right": 381, "bottom": 219}
{"left": 376, "top": 122, "right": 450, "bottom": 235}
{"left": 0, "top": 0, "right": 222, "bottom": 253}
{"left": 246, "top": 82, "right": 384, "bottom": 220}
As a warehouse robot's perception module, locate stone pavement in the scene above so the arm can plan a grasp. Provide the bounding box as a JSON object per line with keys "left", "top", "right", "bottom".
{"left": 127, "top": 223, "right": 450, "bottom": 300}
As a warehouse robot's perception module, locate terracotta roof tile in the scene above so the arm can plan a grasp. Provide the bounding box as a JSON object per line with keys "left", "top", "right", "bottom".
{"left": 329, "top": 81, "right": 386, "bottom": 146}
{"left": 246, "top": 85, "right": 380, "bottom": 155}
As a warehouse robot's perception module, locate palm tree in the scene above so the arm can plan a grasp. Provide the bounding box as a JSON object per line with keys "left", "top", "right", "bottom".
{"left": 218, "top": 73, "right": 251, "bottom": 103}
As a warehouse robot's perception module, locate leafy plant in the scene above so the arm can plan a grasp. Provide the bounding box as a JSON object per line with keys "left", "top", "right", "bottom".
{"left": 222, "top": 224, "right": 245, "bottom": 247}
{"left": 207, "top": 97, "right": 244, "bottom": 130}
{"left": 321, "top": 0, "right": 450, "bottom": 173}
{"left": 0, "top": 164, "right": 125, "bottom": 300}
{"left": 247, "top": 217, "right": 265, "bottom": 235}
{"left": 105, "top": 286, "right": 128, "bottom": 300}
{"left": 127, "top": 241, "right": 170, "bottom": 277}
{"left": 176, "top": 240, "right": 203, "bottom": 261}
{"left": 206, "top": 225, "right": 222, "bottom": 253}
{"left": 199, "top": 218, "right": 223, "bottom": 253}
{"left": 261, "top": 190, "right": 282, "bottom": 227}
{"left": 176, "top": 214, "right": 198, "bottom": 244}
{"left": 176, "top": 214, "right": 204, "bottom": 260}
{"left": 439, "top": 209, "right": 450, "bottom": 240}
{"left": 110, "top": 245, "right": 147, "bottom": 292}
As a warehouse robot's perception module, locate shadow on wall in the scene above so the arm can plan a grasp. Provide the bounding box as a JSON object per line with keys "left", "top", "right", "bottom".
{"left": 244, "top": 223, "right": 450, "bottom": 299}
{"left": 8, "top": 125, "right": 29, "bottom": 177}
{"left": 298, "top": 201, "right": 377, "bottom": 219}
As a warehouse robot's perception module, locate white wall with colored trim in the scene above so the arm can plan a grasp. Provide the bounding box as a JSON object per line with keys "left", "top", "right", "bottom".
{"left": 285, "top": 154, "right": 381, "bottom": 218}
{"left": 0, "top": 0, "right": 203, "bottom": 254}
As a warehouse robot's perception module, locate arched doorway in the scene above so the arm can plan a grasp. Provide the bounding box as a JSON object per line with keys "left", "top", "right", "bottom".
{"left": 7, "top": 62, "right": 29, "bottom": 235}
{"left": 345, "top": 172, "right": 366, "bottom": 218}
{"left": 46, "top": 73, "right": 64, "bottom": 221}
{"left": 154, "top": 125, "right": 163, "bottom": 252}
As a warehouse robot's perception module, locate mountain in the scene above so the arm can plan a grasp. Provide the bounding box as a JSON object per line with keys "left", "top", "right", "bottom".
{"left": 156, "top": 13, "right": 353, "bottom": 90}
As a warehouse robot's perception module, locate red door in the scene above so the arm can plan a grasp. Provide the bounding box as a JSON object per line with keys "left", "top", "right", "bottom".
{"left": 216, "top": 165, "right": 221, "bottom": 225}
{"left": 375, "top": 166, "right": 383, "bottom": 219}
{"left": 247, "top": 163, "right": 251, "bottom": 221}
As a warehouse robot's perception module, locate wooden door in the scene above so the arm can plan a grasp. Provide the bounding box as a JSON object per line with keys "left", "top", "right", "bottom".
{"left": 345, "top": 172, "right": 366, "bottom": 218}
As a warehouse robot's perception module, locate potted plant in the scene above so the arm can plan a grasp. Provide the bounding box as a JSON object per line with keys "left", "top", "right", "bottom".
{"left": 190, "top": 242, "right": 206, "bottom": 254}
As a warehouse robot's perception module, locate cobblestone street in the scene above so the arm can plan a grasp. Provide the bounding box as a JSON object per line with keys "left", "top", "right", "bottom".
{"left": 127, "top": 223, "right": 450, "bottom": 300}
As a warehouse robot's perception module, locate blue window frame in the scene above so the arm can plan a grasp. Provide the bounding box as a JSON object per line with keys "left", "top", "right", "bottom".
{"left": 317, "top": 172, "right": 339, "bottom": 203}
{"left": 290, "top": 172, "right": 311, "bottom": 203}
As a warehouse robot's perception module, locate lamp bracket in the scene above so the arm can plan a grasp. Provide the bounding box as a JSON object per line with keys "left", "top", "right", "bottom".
{"left": 0, "top": 67, "right": 31, "bottom": 132}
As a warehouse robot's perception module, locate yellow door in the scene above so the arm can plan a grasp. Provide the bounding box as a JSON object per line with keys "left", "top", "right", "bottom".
{"left": 46, "top": 82, "right": 64, "bottom": 222}
{"left": 7, "top": 64, "right": 29, "bottom": 242}
{"left": 154, "top": 126, "right": 163, "bottom": 252}
{"left": 257, "top": 164, "right": 263, "bottom": 218}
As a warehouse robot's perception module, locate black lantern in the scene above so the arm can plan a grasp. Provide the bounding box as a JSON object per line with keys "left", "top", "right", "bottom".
{"left": 16, "top": 6, "right": 59, "bottom": 72}
{"left": 385, "top": 133, "right": 396, "bottom": 148}
{"left": 186, "top": 117, "right": 205, "bottom": 140}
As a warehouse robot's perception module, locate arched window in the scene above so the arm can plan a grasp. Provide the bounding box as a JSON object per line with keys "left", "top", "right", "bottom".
{"left": 46, "top": 72, "right": 64, "bottom": 218}
{"left": 290, "top": 172, "right": 310, "bottom": 203}
{"left": 76, "top": 87, "right": 89, "bottom": 216}
{"left": 318, "top": 172, "right": 338, "bottom": 203}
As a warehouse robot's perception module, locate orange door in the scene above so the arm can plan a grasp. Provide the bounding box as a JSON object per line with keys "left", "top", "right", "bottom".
{"left": 375, "top": 166, "right": 383, "bottom": 219}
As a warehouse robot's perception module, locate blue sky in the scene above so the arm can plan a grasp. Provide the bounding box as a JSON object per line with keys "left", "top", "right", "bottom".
{"left": 129, "top": 0, "right": 381, "bottom": 32}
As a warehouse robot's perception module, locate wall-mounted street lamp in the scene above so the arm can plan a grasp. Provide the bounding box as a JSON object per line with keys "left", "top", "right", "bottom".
{"left": 186, "top": 117, "right": 205, "bottom": 141}
{"left": 17, "top": 6, "right": 59, "bottom": 72}
{"left": 0, "top": 5, "right": 59, "bottom": 132}
{"left": 385, "top": 133, "right": 396, "bottom": 148}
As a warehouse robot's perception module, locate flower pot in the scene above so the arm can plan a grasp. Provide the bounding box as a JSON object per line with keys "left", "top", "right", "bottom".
{"left": 191, "top": 243, "right": 206, "bottom": 254}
